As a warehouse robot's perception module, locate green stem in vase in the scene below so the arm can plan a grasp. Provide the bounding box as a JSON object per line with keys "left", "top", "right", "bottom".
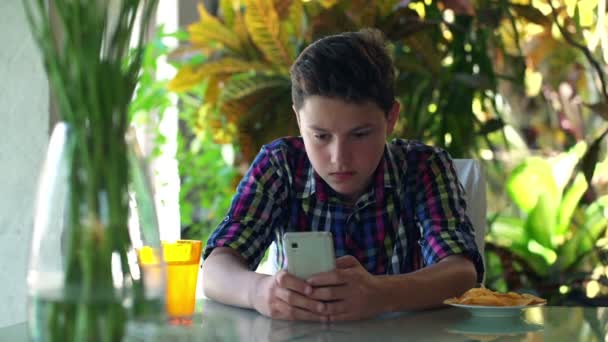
{"left": 24, "top": 0, "right": 160, "bottom": 340}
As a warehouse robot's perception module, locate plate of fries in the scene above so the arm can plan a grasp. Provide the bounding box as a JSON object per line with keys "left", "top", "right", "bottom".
{"left": 444, "top": 287, "right": 547, "bottom": 317}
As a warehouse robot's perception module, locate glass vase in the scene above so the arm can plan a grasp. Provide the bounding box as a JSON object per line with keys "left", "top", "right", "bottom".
{"left": 27, "top": 122, "right": 166, "bottom": 341}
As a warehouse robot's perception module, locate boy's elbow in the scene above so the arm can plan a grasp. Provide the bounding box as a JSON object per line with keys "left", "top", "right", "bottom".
{"left": 460, "top": 257, "right": 478, "bottom": 289}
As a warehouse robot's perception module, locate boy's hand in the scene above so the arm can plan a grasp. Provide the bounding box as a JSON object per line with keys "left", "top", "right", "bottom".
{"left": 306, "top": 255, "right": 384, "bottom": 321}
{"left": 251, "top": 270, "right": 328, "bottom": 322}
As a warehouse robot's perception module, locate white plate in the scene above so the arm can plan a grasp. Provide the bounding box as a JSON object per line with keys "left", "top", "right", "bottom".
{"left": 446, "top": 303, "right": 546, "bottom": 317}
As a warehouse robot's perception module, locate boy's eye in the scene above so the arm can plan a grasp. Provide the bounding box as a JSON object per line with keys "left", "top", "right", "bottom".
{"left": 313, "top": 133, "right": 329, "bottom": 141}
{"left": 353, "top": 131, "right": 370, "bottom": 138}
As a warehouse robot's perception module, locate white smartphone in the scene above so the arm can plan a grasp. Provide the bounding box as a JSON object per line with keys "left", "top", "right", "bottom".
{"left": 283, "top": 231, "right": 336, "bottom": 279}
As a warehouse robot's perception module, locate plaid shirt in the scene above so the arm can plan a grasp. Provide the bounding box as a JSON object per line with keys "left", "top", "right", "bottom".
{"left": 204, "top": 137, "right": 484, "bottom": 281}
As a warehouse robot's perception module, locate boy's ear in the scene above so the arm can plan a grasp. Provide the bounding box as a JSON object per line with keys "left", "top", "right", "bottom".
{"left": 386, "top": 101, "right": 400, "bottom": 134}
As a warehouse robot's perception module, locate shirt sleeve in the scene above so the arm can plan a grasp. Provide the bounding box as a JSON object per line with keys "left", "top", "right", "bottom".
{"left": 203, "top": 146, "right": 289, "bottom": 270}
{"left": 414, "top": 149, "right": 485, "bottom": 283}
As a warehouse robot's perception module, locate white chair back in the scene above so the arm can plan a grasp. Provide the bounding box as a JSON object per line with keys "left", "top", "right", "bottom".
{"left": 453, "top": 159, "right": 486, "bottom": 257}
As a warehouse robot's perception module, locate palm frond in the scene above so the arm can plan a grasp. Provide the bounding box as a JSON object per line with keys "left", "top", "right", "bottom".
{"left": 245, "top": 0, "right": 294, "bottom": 66}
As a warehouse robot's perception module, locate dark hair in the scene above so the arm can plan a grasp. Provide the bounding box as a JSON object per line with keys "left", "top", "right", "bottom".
{"left": 290, "top": 28, "right": 395, "bottom": 115}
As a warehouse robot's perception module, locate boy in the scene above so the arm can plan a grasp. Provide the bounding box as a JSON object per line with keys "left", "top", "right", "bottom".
{"left": 201, "top": 28, "right": 483, "bottom": 322}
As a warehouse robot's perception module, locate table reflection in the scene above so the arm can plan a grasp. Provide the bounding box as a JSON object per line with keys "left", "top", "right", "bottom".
{"left": 124, "top": 300, "right": 553, "bottom": 342}
{"left": 445, "top": 315, "right": 543, "bottom": 341}
{"left": 5, "top": 299, "right": 608, "bottom": 341}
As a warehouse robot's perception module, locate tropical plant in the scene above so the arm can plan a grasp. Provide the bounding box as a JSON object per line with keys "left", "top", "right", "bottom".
{"left": 167, "top": 0, "right": 527, "bottom": 241}
{"left": 485, "top": 142, "right": 608, "bottom": 303}
{"left": 168, "top": 0, "right": 515, "bottom": 164}
{"left": 482, "top": 0, "right": 608, "bottom": 303}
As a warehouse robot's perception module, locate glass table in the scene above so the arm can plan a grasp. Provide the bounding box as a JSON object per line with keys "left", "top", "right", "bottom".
{"left": 3, "top": 299, "right": 607, "bottom": 341}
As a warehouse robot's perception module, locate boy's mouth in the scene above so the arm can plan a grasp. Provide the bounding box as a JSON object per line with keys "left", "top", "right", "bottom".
{"left": 330, "top": 171, "right": 355, "bottom": 181}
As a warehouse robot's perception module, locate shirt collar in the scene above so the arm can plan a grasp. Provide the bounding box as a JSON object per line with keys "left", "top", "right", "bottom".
{"left": 298, "top": 143, "right": 402, "bottom": 202}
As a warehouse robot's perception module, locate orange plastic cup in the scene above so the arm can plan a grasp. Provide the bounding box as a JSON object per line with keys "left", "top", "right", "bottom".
{"left": 162, "top": 240, "right": 202, "bottom": 318}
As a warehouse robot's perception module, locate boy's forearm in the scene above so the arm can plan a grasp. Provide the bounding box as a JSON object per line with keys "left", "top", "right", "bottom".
{"left": 201, "top": 247, "right": 268, "bottom": 309}
{"left": 376, "top": 255, "right": 477, "bottom": 312}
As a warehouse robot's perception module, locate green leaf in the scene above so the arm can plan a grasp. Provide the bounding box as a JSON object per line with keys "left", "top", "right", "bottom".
{"left": 579, "top": 198, "right": 608, "bottom": 252}
{"left": 487, "top": 215, "right": 551, "bottom": 275}
{"left": 510, "top": 244, "right": 551, "bottom": 277}
{"left": 488, "top": 215, "right": 527, "bottom": 247}
{"left": 581, "top": 128, "right": 608, "bottom": 185}
{"left": 525, "top": 193, "right": 556, "bottom": 249}
{"left": 551, "top": 141, "right": 587, "bottom": 193}
{"left": 557, "top": 195, "right": 608, "bottom": 271}
{"left": 507, "top": 157, "right": 559, "bottom": 214}
{"left": 556, "top": 172, "right": 588, "bottom": 236}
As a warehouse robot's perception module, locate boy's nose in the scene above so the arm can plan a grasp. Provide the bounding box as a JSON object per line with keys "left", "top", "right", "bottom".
{"left": 330, "top": 139, "right": 350, "bottom": 165}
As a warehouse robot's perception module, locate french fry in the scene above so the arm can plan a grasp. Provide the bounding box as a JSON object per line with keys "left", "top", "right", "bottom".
{"left": 444, "top": 287, "right": 547, "bottom": 307}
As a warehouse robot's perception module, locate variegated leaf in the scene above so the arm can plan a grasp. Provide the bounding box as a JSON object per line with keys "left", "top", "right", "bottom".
{"left": 220, "top": 0, "right": 236, "bottom": 28}
{"left": 168, "top": 65, "right": 208, "bottom": 92}
{"left": 167, "top": 44, "right": 210, "bottom": 64}
{"left": 287, "top": 0, "right": 304, "bottom": 39}
{"left": 220, "top": 94, "right": 262, "bottom": 141}
{"left": 220, "top": 74, "right": 289, "bottom": 103}
{"left": 205, "top": 75, "right": 225, "bottom": 105}
{"left": 245, "top": 0, "right": 293, "bottom": 66}
{"left": 234, "top": 9, "right": 251, "bottom": 49}
{"left": 169, "top": 58, "right": 267, "bottom": 92}
{"left": 189, "top": 4, "right": 243, "bottom": 53}
{"left": 319, "top": 0, "right": 338, "bottom": 9}
{"left": 200, "top": 57, "right": 270, "bottom": 77}
{"left": 274, "top": 0, "right": 293, "bottom": 19}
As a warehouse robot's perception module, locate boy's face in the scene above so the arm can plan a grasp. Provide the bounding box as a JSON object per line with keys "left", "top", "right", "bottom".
{"left": 295, "top": 96, "right": 399, "bottom": 203}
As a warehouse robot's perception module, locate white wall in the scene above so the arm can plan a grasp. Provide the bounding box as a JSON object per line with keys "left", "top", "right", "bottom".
{"left": 0, "top": 1, "right": 49, "bottom": 328}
